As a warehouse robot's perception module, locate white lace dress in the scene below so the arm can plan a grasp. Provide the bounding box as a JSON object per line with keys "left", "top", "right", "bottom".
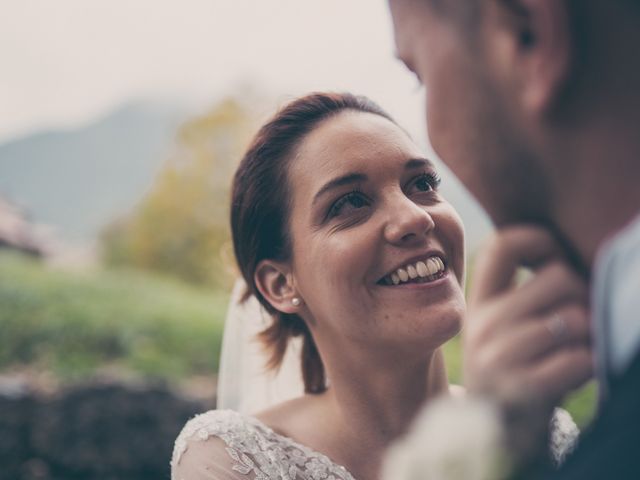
{"left": 171, "top": 408, "right": 578, "bottom": 480}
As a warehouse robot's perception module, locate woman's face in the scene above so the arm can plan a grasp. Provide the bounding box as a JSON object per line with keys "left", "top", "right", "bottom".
{"left": 287, "top": 111, "right": 465, "bottom": 353}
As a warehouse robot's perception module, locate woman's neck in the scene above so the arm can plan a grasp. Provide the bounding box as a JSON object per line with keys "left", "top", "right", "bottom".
{"left": 317, "top": 347, "right": 450, "bottom": 474}
{"left": 330, "top": 348, "right": 447, "bottom": 435}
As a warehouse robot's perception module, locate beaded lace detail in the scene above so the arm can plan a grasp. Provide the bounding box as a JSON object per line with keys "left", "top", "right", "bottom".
{"left": 172, "top": 409, "right": 355, "bottom": 480}
{"left": 172, "top": 408, "right": 578, "bottom": 479}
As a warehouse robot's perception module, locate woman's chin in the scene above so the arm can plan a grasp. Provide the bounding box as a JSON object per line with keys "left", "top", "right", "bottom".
{"left": 374, "top": 270, "right": 466, "bottom": 317}
{"left": 379, "top": 309, "right": 463, "bottom": 350}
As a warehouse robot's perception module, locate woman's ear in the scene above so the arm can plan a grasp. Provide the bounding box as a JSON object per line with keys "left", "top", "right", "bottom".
{"left": 254, "top": 259, "right": 302, "bottom": 315}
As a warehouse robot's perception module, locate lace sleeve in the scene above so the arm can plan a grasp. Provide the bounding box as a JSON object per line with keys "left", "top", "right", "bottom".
{"left": 172, "top": 434, "right": 254, "bottom": 480}
{"left": 171, "top": 409, "right": 355, "bottom": 480}
{"left": 171, "top": 410, "right": 264, "bottom": 480}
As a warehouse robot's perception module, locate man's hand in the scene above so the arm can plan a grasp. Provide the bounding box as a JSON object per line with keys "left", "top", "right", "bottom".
{"left": 463, "top": 225, "right": 593, "bottom": 467}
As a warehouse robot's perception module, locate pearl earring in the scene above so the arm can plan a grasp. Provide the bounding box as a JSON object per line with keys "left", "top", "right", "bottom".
{"left": 291, "top": 297, "right": 301, "bottom": 307}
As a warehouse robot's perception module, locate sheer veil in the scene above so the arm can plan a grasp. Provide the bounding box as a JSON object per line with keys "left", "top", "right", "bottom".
{"left": 217, "top": 279, "right": 305, "bottom": 414}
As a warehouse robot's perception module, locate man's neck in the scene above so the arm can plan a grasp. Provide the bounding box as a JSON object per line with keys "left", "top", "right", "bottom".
{"left": 551, "top": 117, "right": 640, "bottom": 273}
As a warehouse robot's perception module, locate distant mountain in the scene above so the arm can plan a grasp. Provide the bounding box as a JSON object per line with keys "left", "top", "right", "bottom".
{"left": 0, "top": 101, "right": 186, "bottom": 242}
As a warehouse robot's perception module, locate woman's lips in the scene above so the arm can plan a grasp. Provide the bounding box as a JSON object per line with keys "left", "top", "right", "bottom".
{"left": 378, "top": 255, "right": 446, "bottom": 286}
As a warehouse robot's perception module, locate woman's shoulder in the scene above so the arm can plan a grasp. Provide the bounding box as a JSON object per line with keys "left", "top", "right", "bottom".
{"left": 171, "top": 409, "right": 272, "bottom": 479}
{"left": 172, "top": 409, "right": 262, "bottom": 467}
{"left": 253, "top": 393, "right": 321, "bottom": 435}
{"left": 171, "top": 408, "right": 355, "bottom": 480}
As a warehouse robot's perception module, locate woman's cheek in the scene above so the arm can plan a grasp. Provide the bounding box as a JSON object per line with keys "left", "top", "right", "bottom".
{"left": 324, "top": 233, "right": 372, "bottom": 284}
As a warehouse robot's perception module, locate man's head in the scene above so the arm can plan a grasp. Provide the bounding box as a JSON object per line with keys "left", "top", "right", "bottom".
{"left": 388, "top": 0, "right": 640, "bottom": 263}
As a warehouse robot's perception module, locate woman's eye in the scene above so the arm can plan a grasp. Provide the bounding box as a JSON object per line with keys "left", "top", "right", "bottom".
{"left": 328, "top": 191, "right": 369, "bottom": 219}
{"left": 415, "top": 176, "right": 433, "bottom": 192}
{"left": 409, "top": 172, "right": 441, "bottom": 195}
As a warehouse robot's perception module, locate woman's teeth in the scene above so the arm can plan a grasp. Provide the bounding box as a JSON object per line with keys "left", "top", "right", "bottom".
{"left": 385, "top": 257, "right": 445, "bottom": 286}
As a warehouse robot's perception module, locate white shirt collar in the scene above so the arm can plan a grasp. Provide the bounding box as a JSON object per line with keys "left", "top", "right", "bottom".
{"left": 592, "top": 211, "right": 640, "bottom": 392}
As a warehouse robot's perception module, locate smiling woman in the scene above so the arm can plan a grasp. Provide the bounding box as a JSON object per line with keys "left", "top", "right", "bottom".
{"left": 170, "top": 93, "right": 577, "bottom": 480}
{"left": 229, "top": 93, "right": 405, "bottom": 396}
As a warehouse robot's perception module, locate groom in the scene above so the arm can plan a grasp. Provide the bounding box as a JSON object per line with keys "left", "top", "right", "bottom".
{"left": 388, "top": 0, "right": 640, "bottom": 477}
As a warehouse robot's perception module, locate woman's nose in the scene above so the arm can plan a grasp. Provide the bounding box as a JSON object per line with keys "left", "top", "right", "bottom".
{"left": 384, "top": 196, "right": 435, "bottom": 245}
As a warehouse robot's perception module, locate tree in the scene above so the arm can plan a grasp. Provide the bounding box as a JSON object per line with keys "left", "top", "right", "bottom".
{"left": 101, "top": 95, "right": 257, "bottom": 289}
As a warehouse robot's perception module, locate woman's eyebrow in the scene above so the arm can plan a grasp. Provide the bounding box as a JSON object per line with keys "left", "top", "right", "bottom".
{"left": 311, "top": 159, "right": 433, "bottom": 206}
{"left": 405, "top": 158, "right": 434, "bottom": 170}
{"left": 312, "top": 173, "right": 367, "bottom": 206}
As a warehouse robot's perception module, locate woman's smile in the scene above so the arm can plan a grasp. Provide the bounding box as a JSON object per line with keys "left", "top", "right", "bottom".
{"left": 377, "top": 251, "right": 447, "bottom": 286}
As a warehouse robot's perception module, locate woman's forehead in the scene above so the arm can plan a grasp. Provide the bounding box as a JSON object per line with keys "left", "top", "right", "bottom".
{"left": 291, "top": 111, "right": 420, "bottom": 183}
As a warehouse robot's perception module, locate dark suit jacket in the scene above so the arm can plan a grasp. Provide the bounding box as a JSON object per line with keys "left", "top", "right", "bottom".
{"left": 548, "top": 349, "right": 640, "bottom": 479}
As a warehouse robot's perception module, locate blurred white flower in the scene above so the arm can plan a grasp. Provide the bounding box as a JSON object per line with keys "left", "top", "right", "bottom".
{"left": 383, "top": 396, "right": 511, "bottom": 480}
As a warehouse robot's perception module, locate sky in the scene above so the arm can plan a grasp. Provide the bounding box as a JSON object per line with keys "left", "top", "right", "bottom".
{"left": 0, "top": 0, "right": 492, "bottom": 245}
{"left": 0, "top": 0, "right": 425, "bottom": 143}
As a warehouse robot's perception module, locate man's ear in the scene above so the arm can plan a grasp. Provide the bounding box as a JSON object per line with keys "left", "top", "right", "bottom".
{"left": 254, "top": 259, "right": 301, "bottom": 315}
{"left": 487, "top": 0, "right": 573, "bottom": 115}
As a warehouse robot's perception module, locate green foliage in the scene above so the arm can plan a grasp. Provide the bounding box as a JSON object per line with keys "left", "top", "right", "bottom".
{"left": 101, "top": 96, "right": 257, "bottom": 289}
{"left": 563, "top": 381, "right": 597, "bottom": 428}
{"left": 0, "top": 251, "right": 228, "bottom": 381}
{"left": 442, "top": 334, "right": 463, "bottom": 384}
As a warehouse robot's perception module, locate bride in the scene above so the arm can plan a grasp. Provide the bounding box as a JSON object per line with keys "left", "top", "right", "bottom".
{"left": 171, "top": 93, "right": 578, "bottom": 480}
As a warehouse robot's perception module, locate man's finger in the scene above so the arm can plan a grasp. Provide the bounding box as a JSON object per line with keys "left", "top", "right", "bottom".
{"left": 470, "top": 225, "right": 566, "bottom": 306}
{"left": 529, "top": 347, "right": 594, "bottom": 400}
{"left": 477, "top": 304, "right": 591, "bottom": 366}
{"left": 471, "top": 262, "right": 589, "bottom": 335}
{"left": 501, "top": 261, "right": 588, "bottom": 318}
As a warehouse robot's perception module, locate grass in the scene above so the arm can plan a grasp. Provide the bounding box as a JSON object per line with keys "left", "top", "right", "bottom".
{"left": 0, "top": 251, "right": 228, "bottom": 382}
